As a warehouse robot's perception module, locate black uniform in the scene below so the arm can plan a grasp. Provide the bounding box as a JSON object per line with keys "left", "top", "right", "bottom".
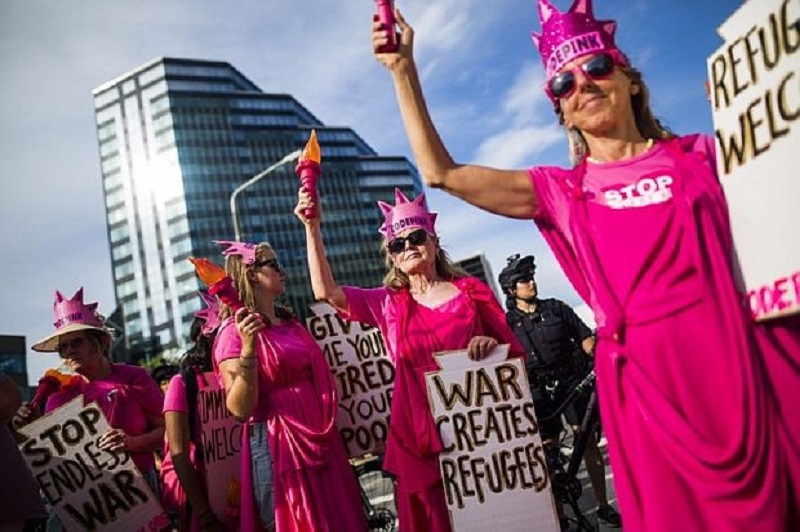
{"left": 506, "top": 298, "right": 593, "bottom": 440}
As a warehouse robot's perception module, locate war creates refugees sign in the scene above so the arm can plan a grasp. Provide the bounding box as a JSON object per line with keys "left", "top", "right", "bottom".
{"left": 707, "top": 0, "right": 800, "bottom": 320}
{"left": 426, "top": 346, "right": 559, "bottom": 532}
{"left": 198, "top": 372, "right": 242, "bottom": 523}
{"left": 17, "top": 396, "right": 169, "bottom": 532}
{"left": 307, "top": 302, "right": 394, "bottom": 457}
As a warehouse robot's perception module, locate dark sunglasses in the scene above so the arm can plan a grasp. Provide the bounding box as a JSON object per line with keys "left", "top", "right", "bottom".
{"left": 252, "top": 258, "right": 284, "bottom": 273}
{"left": 513, "top": 274, "right": 536, "bottom": 285}
{"left": 387, "top": 228, "right": 428, "bottom": 255}
{"left": 546, "top": 53, "right": 617, "bottom": 100}
{"left": 57, "top": 336, "right": 87, "bottom": 355}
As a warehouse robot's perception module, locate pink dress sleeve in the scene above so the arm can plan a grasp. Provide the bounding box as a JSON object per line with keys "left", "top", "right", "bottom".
{"left": 339, "top": 286, "right": 399, "bottom": 362}
{"left": 339, "top": 286, "right": 389, "bottom": 327}
{"left": 213, "top": 318, "right": 242, "bottom": 364}
{"left": 163, "top": 374, "right": 188, "bottom": 414}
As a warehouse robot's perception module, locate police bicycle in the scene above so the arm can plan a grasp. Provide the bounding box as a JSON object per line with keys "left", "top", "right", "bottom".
{"left": 538, "top": 368, "right": 603, "bottom": 531}
{"left": 351, "top": 454, "right": 397, "bottom": 531}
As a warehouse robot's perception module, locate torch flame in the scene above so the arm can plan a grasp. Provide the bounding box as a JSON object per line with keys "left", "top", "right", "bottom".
{"left": 189, "top": 257, "right": 227, "bottom": 286}
{"left": 300, "top": 129, "right": 321, "bottom": 164}
{"left": 44, "top": 368, "right": 77, "bottom": 386}
{"left": 227, "top": 476, "right": 241, "bottom": 508}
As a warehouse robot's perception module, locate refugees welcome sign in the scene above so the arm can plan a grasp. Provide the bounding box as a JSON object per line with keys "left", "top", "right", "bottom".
{"left": 306, "top": 302, "right": 394, "bottom": 457}
{"left": 17, "top": 396, "right": 169, "bottom": 531}
{"left": 707, "top": 0, "right": 800, "bottom": 320}
{"left": 198, "top": 372, "right": 242, "bottom": 523}
{"left": 425, "top": 346, "right": 559, "bottom": 531}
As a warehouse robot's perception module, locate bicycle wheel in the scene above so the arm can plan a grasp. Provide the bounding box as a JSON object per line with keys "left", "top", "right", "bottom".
{"left": 352, "top": 455, "right": 397, "bottom": 532}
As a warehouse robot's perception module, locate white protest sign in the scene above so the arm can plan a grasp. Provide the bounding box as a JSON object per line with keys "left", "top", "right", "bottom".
{"left": 198, "top": 372, "right": 242, "bottom": 523}
{"left": 306, "top": 302, "right": 394, "bottom": 457}
{"left": 425, "top": 346, "right": 559, "bottom": 532}
{"left": 17, "top": 396, "right": 169, "bottom": 532}
{"left": 707, "top": 0, "right": 800, "bottom": 321}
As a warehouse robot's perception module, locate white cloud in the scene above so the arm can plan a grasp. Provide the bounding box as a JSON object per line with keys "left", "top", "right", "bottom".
{"left": 473, "top": 125, "right": 563, "bottom": 168}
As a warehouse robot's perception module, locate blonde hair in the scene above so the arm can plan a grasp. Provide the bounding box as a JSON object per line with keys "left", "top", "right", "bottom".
{"left": 220, "top": 242, "right": 294, "bottom": 322}
{"left": 381, "top": 234, "right": 467, "bottom": 290}
{"left": 560, "top": 65, "right": 675, "bottom": 165}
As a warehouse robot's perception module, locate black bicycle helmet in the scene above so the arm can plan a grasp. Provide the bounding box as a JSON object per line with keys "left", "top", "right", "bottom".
{"left": 498, "top": 254, "right": 537, "bottom": 291}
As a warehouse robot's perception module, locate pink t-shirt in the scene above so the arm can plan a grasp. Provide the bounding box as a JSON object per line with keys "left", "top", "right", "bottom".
{"left": 46, "top": 363, "right": 164, "bottom": 473}
{"left": 530, "top": 135, "right": 716, "bottom": 322}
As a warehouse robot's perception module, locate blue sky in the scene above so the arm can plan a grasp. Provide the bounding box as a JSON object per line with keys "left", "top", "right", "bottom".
{"left": 0, "top": 0, "right": 740, "bottom": 384}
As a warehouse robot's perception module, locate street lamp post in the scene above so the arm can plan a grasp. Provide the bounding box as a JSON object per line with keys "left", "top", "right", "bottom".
{"left": 230, "top": 149, "right": 303, "bottom": 241}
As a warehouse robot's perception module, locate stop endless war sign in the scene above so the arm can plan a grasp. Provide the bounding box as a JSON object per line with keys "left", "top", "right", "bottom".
{"left": 17, "top": 396, "right": 169, "bottom": 532}
{"left": 425, "top": 346, "right": 559, "bottom": 532}
{"left": 306, "top": 302, "right": 394, "bottom": 458}
{"left": 707, "top": 0, "right": 800, "bottom": 320}
{"left": 198, "top": 372, "right": 242, "bottom": 523}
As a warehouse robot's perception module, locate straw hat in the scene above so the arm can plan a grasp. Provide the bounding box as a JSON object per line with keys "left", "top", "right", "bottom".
{"left": 32, "top": 288, "right": 110, "bottom": 352}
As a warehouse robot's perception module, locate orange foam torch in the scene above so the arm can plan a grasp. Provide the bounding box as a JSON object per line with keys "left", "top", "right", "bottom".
{"left": 225, "top": 476, "right": 241, "bottom": 531}
{"left": 189, "top": 258, "right": 244, "bottom": 312}
{"left": 296, "top": 129, "right": 322, "bottom": 219}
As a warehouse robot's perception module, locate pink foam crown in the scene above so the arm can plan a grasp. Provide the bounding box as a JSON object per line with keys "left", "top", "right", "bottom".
{"left": 52, "top": 288, "right": 103, "bottom": 330}
{"left": 194, "top": 291, "right": 222, "bottom": 336}
{"left": 377, "top": 188, "right": 438, "bottom": 241}
{"left": 215, "top": 240, "right": 257, "bottom": 265}
{"left": 531, "top": 0, "right": 627, "bottom": 79}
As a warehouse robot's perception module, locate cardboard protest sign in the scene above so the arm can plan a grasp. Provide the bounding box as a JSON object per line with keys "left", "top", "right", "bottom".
{"left": 425, "top": 346, "right": 559, "bottom": 532}
{"left": 707, "top": 0, "right": 800, "bottom": 320}
{"left": 198, "top": 372, "right": 242, "bottom": 524}
{"left": 306, "top": 302, "right": 394, "bottom": 457}
{"left": 17, "top": 396, "right": 169, "bottom": 532}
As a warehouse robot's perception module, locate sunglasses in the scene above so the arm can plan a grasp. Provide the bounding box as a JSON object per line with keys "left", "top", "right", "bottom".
{"left": 387, "top": 228, "right": 428, "bottom": 255}
{"left": 546, "top": 53, "right": 617, "bottom": 100}
{"left": 252, "top": 258, "right": 284, "bottom": 273}
{"left": 514, "top": 274, "right": 536, "bottom": 285}
{"left": 58, "top": 336, "right": 87, "bottom": 355}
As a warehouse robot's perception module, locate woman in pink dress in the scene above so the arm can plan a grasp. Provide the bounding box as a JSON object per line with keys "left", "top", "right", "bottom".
{"left": 370, "top": 1, "right": 800, "bottom": 531}
{"left": 30, "top": 288, "right": 165, "bottom": 495}
{"left": 161, "top": 292, "right": 224, "bottom": 532}
{"left": 295, "top": 188, "right": 525, "bottom": 532}
{"left": 211, "top": 240, "right": 367, "bottom": 532}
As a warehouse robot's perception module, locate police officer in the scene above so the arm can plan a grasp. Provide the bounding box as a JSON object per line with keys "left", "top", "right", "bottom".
{"left": 499, "top": 254, "right": 621, "bottom": 528}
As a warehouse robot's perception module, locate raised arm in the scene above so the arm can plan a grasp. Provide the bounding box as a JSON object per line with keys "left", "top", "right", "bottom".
{"left": 294, "top": 190, "right": 347, "bottom": 312}
{"left": 373, "top": 10, "right": 538, "bottom": 219}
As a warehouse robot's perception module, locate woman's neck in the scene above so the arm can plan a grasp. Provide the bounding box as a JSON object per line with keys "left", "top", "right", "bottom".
{"left": 408, "top": 273, "right": 444, "bottom": 294}
{"left": 585, "top": 132, "right": 651, "bottom": 163}
{"left": 82, "top": 357, "right": 112, "bottom": 382}
{"left": 253, "top": 295, "right": 279, "bottom": 323}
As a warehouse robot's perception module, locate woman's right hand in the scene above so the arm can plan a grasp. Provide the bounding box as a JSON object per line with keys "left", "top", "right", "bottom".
{"left": 234, "top": 308, "right": 266, "bottom": 356}
{"left": 294, "top": 188, "right": 322, "bottom": 227}
{"left": 372, "top": 8, "right": 414, "bottom": 72}
{"left": 12, "top": 402, "right": 41, "bottom": 429}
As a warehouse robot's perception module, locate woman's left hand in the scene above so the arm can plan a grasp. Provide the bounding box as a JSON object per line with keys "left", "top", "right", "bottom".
{"left": 467, "top": 336, "right": 498, "bottom": 361}
{"left": 98, "top": 427, "right": 129, "bottom": 452}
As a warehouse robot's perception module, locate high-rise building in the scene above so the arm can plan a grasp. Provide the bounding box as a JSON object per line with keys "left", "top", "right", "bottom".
{"left": 0, "top": 335, "right": 33, "bottom": 400}
{"left": 456, "top": 253, "right": 500, "bottom": 300}
{"left": 93, "top": 58, "right": 421, "bottom": 358}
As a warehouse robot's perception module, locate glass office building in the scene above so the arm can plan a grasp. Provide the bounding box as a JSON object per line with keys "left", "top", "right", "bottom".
{"left": 93, "top": 58, "right": 421, "bottom": 357}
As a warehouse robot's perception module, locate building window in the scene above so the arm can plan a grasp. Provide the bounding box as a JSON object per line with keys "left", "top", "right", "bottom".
{"left": 0, "top": 353, "right": 25, "bottom": 375}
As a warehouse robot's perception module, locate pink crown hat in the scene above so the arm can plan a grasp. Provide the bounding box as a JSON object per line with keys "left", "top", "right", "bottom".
{"left": 214, "top": 240, "right": 258, "bottom": 265}
{"left": 195, "top": 290, "right": 222, "bottom": 337}
{"left": 377, "top": 188, "right": 438, "bottom": 241}
{"left": 531, "top": 0, "right": 628, "bottom": 84}
{"left": 32, "top": 288, "right": 109, "bottom": 352}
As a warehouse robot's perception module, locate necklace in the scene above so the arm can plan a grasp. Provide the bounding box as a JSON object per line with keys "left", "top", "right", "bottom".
{"left": 587, "top": 138, "right": 654, "bottom": 164}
